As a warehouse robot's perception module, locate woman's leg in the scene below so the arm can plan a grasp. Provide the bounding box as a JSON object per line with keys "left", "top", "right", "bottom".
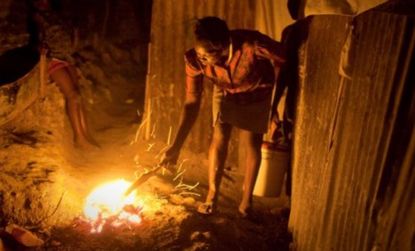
{"left": 50, "top": 66, "right": 95, "bottom": 147}
{"left": 238, "top": 129, "right": 263, "bottom": 214}
{"left": 66, "top": 66, "right": 99, "bottom": 146}
{"left": 205, "top": 122, "right": 232, "bottom": 205}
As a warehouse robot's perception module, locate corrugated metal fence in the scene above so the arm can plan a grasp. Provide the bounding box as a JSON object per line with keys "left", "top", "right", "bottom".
{"left": 146, "top": 1, "right": 414, "bottom": 250}
{"left": 289, "top": 10, "right": 415, "bottom": 251}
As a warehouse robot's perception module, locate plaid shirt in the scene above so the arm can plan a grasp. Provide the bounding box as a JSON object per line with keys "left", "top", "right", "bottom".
{"left": 185, "top": 29, "right": 285, "bottom": 96}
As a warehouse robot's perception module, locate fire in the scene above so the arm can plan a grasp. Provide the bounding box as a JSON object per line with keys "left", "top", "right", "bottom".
{"left": 83, "top": 179, "right": 143, "bottom": 233}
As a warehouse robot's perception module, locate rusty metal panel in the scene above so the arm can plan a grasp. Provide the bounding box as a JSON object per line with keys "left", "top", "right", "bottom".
{"left": 146, "top": 0, "right": 255, "bottom": 155}
{"left": 290, "top": 10, "right": 415, "bottom": 251}
{"left": 289, "top": 15, "right": 352, "bottom": 250}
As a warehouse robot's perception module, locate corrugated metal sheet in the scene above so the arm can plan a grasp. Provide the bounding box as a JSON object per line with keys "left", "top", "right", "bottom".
{"left": 146, "top": 3, "right": 414, "bottom": 249}
{"left": 146, "top": 0, "right": 255, "bottom": 159}
{"left": 289, "top": 10, "right": 415, "bottom": 251}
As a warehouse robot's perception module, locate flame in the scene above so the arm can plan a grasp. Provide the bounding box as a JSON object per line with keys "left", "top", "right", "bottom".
{"left": 84, "top": 179, "right": 143, "bottom": 233}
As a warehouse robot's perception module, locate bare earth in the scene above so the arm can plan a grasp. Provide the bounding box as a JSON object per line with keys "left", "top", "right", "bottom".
{"left": 0, "top": 43, "right": 290, "bottom": 251}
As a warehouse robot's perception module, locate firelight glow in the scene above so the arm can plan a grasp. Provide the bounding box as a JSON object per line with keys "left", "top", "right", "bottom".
{"left": 83, "top": 179, "right": 143, "bottom": 232}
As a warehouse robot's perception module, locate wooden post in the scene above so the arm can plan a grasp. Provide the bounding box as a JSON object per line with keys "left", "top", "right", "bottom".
{"left": 39, "top": 52, "right": 47, "bottom": 97}
{"left": 144, "top": 97, "right": 152, "bottom": 140}
{"left": 144, "top": 43, "right": 153, "bottom": 140}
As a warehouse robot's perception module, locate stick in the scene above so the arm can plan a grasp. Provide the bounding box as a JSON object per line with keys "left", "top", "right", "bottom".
{"left": 167, "top": 126, "right": 172, "bottom": 145}
{"left": 150, "top": 123, "right": 156, "bottom": 138}
{"left": 144, "top": 99, "right": 152, "bottom": 140}
{"left": 124, "top": 165, "right": 162, "bottom": 196}
{"left": 155, "top": 145, "right": 170, "bottom": 160}
{"left": 176, "top": 183, "right": 199, "bottom": 191}
{"left": 176, "top": 159, "right": 189, "bottom": 173}
{"left": 173, "top": 169, "right": 186, "bottom": 181}
{"left": 134, "top": 117, "right": 148, "bottom": 143}
{"left": 146, "top": 143, "right": 155, "bottom": 152}
{"left": 39, "top": 52, "right": 47, "bottom": 97}
{"left": 178, "top": 191, "right": 201, "bottom": 197}
{"left": 30, "top": 191, "right": 65, "bottom": 228}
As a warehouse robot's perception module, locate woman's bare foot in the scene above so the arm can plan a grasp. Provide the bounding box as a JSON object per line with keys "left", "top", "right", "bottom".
{"left": 197, "top": 201, "right": 216, "bottom": 215}
{"left": 238, "top": 202, "right": 252, "bottom": 218}
{"left": 197, "top": 189, "right": 217, "bottom": 215}
{"left": 75, "top": 138, "right": 100, "bottom": 150}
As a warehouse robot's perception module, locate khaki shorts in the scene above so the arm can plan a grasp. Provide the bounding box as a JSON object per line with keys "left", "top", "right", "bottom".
{"left": 212, "top": 86, "right": 273, "bottom": 133}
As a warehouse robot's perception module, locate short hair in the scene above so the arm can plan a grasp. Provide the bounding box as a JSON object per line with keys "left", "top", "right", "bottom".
{"left": 194, "top": 17, "right": 230, "bottom": 52}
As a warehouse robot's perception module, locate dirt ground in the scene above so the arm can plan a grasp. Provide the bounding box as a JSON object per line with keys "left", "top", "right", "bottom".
{"left": 0, "top": 43, "right": 291, "bottom": 251}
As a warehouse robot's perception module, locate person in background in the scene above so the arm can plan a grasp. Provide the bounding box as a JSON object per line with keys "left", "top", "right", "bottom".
{"left": 28, "top": 0, "right": 99, "bottom": 149}
{"left": 160, "top": 17, "right": 285, "bottom": 217}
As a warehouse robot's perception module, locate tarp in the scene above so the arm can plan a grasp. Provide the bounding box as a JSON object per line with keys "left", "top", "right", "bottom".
{"left": 255, "top": 0, "right": 388, "bottom": 41}
{"left": 290, "top": 0, "right": 388, "bottom": 18}
{"left": 255, "top": 0, "right": 294, "bottom": 41}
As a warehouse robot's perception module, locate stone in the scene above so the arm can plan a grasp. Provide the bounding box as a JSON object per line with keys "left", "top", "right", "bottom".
{"left": 5, "top": 224, "right": 44, "bottom": 247}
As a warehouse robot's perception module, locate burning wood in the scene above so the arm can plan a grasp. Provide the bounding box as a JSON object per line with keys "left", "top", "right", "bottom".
{"left": 87, "top": 205, "right": 143, "bottom": 233}
{"left": 83, "top": 179, "right": 144, "bottom": 233}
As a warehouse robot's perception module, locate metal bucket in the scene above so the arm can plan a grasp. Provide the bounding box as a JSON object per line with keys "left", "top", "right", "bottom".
{"left": 0, "top": 46, "right": 41, "bottom": 127}
{"left": 253, "top": 142, "right": 290, "bottom": 197}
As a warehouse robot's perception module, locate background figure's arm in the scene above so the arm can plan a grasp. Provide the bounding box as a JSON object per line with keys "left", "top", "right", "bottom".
{"left": 253, "top": 32, "right": 287, "bottom": 142}
{"left": 253, "top": 31, "right": 286, "bottom": 106}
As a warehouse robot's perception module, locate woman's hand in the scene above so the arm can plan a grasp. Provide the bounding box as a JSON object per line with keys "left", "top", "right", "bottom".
{"left": 159, "top": 145, "right": 180, "bottom": 167}
{"left": 269, "top": 112, "right": 281, "bottom": 143}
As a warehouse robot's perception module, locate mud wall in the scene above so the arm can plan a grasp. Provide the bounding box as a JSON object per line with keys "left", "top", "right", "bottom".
{"left": 0, "top": 0, "right": 152, "bottom": 226}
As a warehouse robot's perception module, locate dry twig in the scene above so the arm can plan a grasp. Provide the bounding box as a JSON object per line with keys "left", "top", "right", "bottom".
{"left": 173, "top": 169, "right": 186, "bottom": 181}
{"left": 146, "top": 143, "right": 155, "bottom": 152}
{"left": 167, "top": 126, "right": 172, "bottom": 145}
{"left": 176, "top": 159, "right": 189, "bottom": 173}
{"left": 178, "top": 191, "right": 201, "bottom": 197}
{"left": 30, "top": 191, "right": 66, "bottom": 228}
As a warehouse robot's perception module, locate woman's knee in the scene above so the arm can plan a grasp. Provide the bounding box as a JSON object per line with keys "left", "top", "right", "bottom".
{"left": 52, "top": 68, "right": 80, "bottom": 94}
{"left": 211, "top": 123, "right": 231, "bottom": 150}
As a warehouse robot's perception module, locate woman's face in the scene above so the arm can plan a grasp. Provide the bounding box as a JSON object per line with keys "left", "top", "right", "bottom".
{"left": 195, "top": 44, "right": 228, "bottom": 66}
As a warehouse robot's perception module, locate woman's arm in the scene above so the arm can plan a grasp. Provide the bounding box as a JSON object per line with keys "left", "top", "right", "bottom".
{"left": 160, "top": 75, "right": 203, "bottom": 165}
